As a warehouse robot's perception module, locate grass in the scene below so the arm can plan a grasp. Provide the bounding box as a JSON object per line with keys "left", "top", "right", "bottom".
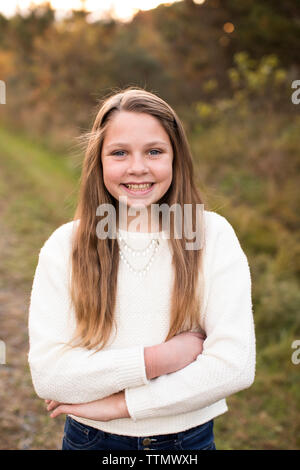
{"left": 0, "top": 126, "right": 79, "bottom": 287}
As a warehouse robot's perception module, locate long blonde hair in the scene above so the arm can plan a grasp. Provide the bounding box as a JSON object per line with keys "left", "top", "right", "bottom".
{"left": 69, "top": 86, "right": 207, "bottom": 352}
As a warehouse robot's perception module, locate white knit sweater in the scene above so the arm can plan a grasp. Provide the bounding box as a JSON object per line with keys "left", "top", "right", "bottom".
{"left": 28, "top": 210, "right": 256, "bottom": 437}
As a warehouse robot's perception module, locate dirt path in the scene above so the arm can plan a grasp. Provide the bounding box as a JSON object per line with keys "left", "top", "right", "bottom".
{"left": 0, "top": 220, "right": 66, "bottom": 449}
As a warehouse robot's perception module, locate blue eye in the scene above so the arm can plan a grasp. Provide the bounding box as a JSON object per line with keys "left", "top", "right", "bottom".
{"left": 149, "top": 149, "right": 162, "bottom": 156}
{"left": 111, "top": 149, "right": 162, "bottom": 157}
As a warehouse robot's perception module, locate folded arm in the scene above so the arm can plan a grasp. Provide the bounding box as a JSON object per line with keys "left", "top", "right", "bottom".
{"left": 124, "top": 218, "right": 256, "bottom": 421}
{"left": 28, "top": 242, "right": 150, "bottom": 404}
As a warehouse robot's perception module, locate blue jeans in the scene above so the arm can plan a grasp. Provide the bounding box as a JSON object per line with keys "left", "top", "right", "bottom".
{"left": 62, "top": 415, "right": 216, "bottom": 450}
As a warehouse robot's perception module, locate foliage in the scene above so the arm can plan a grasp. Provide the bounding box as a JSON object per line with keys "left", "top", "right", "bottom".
{"left": 195, "top": 52, "right": 292, "bottom": 127}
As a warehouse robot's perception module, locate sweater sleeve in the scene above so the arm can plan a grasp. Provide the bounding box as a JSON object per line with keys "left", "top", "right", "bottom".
{"left": 28, "top": 233, "right": 150, "bottom": 404}
{"left": 124, "top": 216, "right": 256, "bottom": 421}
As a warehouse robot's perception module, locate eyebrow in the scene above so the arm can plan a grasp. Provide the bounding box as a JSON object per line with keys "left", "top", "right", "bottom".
{"left": 105, "top": 140, "right": 169, "bottom": 150}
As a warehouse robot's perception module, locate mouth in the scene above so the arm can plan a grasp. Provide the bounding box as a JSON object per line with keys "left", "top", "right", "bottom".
{"left": 121, "top": 182, "right": 155, "bottom": 195}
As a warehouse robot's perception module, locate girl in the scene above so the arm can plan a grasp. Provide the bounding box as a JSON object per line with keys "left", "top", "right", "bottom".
{"left": 28, "top": 87, "right": 256, "bottom": 451}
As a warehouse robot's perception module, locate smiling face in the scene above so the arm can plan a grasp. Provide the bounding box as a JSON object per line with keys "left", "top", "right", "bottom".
{"left": 101, "top": 111, "right": 174, "bottom": 231}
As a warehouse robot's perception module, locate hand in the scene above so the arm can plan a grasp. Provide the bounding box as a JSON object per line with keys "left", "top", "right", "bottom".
{"left": 45, "top": 391, "right": 130, "bottom": 421}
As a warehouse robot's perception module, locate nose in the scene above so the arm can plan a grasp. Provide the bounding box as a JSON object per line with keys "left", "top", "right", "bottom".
{"left": 127, "top": 153, "right": 149, "bottom": 175}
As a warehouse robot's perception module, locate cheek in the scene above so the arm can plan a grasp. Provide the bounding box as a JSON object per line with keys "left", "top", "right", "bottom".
{"left": 102, "top": 163, "right": 123, "bottom": 185}
{"left": 154, "top": 161, "right": 173, "bottom": 184}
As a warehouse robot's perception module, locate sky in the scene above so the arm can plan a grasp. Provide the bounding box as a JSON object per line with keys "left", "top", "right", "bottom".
{"left": 0, "top": 0, "right": 188, "bottom": 22}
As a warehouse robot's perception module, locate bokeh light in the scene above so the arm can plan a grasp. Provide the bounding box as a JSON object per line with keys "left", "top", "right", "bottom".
{"left": 223, "top": 22, "right": 235, "bottom": 33}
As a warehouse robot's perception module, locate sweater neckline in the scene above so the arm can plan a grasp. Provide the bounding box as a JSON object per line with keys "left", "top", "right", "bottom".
{"left": 117, "top": 227, "right": 167, "bottom": 239}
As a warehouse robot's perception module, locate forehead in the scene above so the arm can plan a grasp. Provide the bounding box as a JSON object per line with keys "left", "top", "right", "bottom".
{"left": 103, "top": 111, "right": 171, "bottom": 146}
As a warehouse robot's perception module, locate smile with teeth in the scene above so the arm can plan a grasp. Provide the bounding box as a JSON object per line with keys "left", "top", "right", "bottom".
{"left": 123, "top": 183, "right": 154, "bottom": 190}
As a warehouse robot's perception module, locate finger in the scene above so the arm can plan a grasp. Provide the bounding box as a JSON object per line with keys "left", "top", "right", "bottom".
{"left": 47, "top": 400, "right": 60, "bottom": 411}
{"left": 46, "top": 400, "right": 55, "bottom": 411}
{"left": 50, "top": 405, "right": 72, "bottom": 418}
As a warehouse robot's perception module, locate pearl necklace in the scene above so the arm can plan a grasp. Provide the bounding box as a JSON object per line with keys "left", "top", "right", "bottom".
{"left": 118, "top": 233, "right": 160, "bottom": 277}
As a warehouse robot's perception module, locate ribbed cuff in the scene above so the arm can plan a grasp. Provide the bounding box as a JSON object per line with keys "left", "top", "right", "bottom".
{"left": 115, "top": 345, "right": 150, "bottom": 391}
{"left": 125, "top": 383, "right": 155, "bottom": 422}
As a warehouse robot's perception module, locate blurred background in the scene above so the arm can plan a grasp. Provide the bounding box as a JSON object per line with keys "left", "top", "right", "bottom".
{"left": 0, "top": 0, "right": 299, "bottom": 450}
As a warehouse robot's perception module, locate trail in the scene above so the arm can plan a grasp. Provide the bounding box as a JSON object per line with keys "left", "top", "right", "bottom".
{"left": 0, "top": 204, "right": 65, "bottom": 450}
